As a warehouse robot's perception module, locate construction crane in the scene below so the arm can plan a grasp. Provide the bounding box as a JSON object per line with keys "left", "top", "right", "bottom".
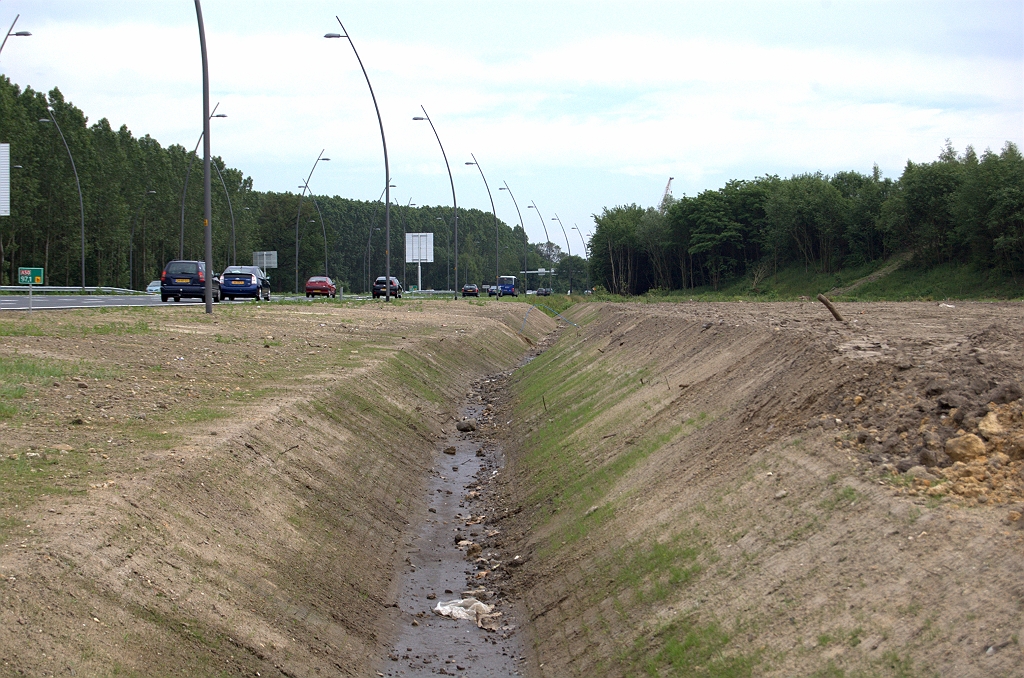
{"left": 659, "top": 177, "right": 674, "bottom": 213}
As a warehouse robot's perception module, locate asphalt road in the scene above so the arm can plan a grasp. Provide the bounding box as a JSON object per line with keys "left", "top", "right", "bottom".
{"left": 0, "top": 293, "right": 387, "bottom": 311}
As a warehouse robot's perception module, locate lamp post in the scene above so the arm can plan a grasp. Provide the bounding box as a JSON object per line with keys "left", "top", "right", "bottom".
{"left": 498, "top": 182, "right": 527, "bottom": 294}
{"left": 365, "top": 183, "right": 394, "bottom": 293}
{"left": 299, "top": 179, "right": 331, "bottom": 278}
{"left": 179, "top": 103, "right": 226, "bottom": 259}
{"left": 436, "top": 216, "right": 449, "bottom": 291}
{"left": 293, "top": 150, "right": 330, "bottom": 293}
{"left": 192, "top": 0, "right": 215, "bottom": 313}
{"left": 213, "top": 160, "right": 237, "bottom": 265}
{"left": 551, "top": 214, "right": 572, "bottom": 293}
{"left": 39, "top": 109, "right": 85, "bottom": 289}
{"left": 326, "top": 19, "right": 392, "bottom": 300}
{"left": 464, "top": 154, "right": 499, "bottom": 292}
{"left": 130, "top": 190, "right": 156, "bottom": 290}
{"left": 527, "top": 202, "right": 552, "bottom": 289}
{"left": 413, "top": 106, "right": 458, "bottom": 298}
{"left": 572, "top": 225, "right": 590, "bottom": 292}
{"left": 0, "top": 13, "right": 30, "bottom": 59}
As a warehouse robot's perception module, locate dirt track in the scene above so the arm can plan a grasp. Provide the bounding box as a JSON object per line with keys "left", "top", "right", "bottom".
{"left": 0, "top": 298, "right": 1022, "bottom": 677}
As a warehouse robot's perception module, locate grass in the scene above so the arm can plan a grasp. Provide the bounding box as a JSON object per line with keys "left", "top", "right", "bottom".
{"left": 618, "top": 616, "right": 760, "bottom": 677}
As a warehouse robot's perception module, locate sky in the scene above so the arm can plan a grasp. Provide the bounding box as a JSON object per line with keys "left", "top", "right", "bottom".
{"left": 0, "top": 0, "right": 1021, "bottom": 255}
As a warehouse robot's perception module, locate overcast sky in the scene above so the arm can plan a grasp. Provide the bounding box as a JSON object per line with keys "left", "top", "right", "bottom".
{"left": 1, "top": 0, "right": 1021, "bottom": 251}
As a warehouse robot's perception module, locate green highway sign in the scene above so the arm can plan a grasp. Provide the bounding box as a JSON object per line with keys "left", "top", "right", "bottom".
{"left": 18, "top": 267, "right": 43, "bottom": 285}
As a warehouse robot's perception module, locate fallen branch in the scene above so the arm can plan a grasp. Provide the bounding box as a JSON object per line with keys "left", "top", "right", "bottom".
{"left": 817, "top": 293, "right": 845, "bottom": 322}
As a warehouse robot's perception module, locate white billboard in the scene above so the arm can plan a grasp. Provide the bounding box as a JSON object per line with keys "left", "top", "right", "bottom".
{"left": 406, "top": 232, "right": 434, "bottom": 263}
{"left": 0, "top": 143, "right": 9, "bottom": 217}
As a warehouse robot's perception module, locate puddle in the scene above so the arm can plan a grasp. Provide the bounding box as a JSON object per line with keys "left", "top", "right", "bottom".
{"left": 378, "top": 395, "right": 527, "bottom": 676}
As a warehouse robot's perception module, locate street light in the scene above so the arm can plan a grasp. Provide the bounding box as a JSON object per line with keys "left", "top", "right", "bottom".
{"left": 294, "top": 150, "right": 330, "bottom": 293}
{"left": 365, "top": 182, "right": 395, "bottom": 293}
{"left": 192, "top": 0, "right": 214, "bottom": 313}
{"left": 464, "top": 154, "right": 499, "bottom": 293}
{"left": 572, "top": 225, "right": 590, "bottom": 292}
{"left": 0, "top": 14, "right": 31, "bottom": 60}
{"left": 498, "top": 182, "right": 527, "bottom": 294}
{"left": 401, "top": 198, "right": 415, "bottom": 291}
{"left": 527, "top": 202, "right": 552, "bottom": 288}
{"left": 326, "top": 19, "right": 392, "bottom": 300}
{"left": 298, "top": 179, "right": 331, "bottom": 278}
{"left": 180, "top": 103, "right": 226, "bottom": 259}
{"left": 39, "top": 110, "right": 85, "bottom": 289}
{"left": 551, "top": 214, "right": 572, "bottom": 293}
{"left": 130, "top": 190, "right": 157, "bottom": 290}
{"left": 413, "top": 106, "right": 458, "bottom": 298}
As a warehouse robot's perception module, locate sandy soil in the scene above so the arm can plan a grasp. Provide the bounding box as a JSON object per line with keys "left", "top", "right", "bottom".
{"left": 1, "top": 298, "right": 1022, "bottom": 677}
{"left": 483, "top": 300, "right": 1024, "bottom": 677}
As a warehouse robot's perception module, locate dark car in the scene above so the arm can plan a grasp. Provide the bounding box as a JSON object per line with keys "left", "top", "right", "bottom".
{"left": 536, "top": 287, "right": 552, "bottom": 296}
{"left": 372, "top": 276, "right": 402, "bottom": 299}
{"left": 461, "top": 283, "right": 479, "bottom": 297}
{"left": 161, "top": 260, "right": 219, "bottom": 303}
{"left": 487, "top": 285, "right": 497, "bottom": 297}
{"left": 305, "top": 275, "right": 337, "bottom": 298}
{"left": 220, "top": 265, "right": 270, "bottom": 301}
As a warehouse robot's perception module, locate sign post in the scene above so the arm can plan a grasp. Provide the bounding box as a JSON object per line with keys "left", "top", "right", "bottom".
{"left": 405, "top": 233, "right": 434, "bottom": 293}
{"left": 18, "top": 267, "right": 43, "bottom": 313}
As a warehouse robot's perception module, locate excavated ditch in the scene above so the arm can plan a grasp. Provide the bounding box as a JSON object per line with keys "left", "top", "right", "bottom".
{"left": 379, "top": 388, "right": 528, "bottom": 677}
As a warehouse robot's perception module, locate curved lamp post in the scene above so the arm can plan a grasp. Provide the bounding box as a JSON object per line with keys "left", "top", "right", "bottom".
{"left": 213, "top": 160, "right": 237, "bottom": 265}
{"left": 464, "top": 154, "right": 499, "bottom": 291}
{"left": 293, "top": 150, "right": 329, "bottom": 293}
{"left": 299, "top": 179, "right": 330, "bottom": 278}
{"left": 39, "top": 109, "right": 85, "bottom": 289}
{"left": 527, "top": 201, "right": 552, "bottom": 288}
{"left": 572, "top": 224, "right": 590, "bottom": 292}
{"left": 365, "top": 182, "right": 394, "bottom": 293}
{"left": 180, "top": 103, "right": 226, "bottom": 259}
{"left": 413, "top": 106, "right": 458, "bottom": 298}
{"left": 326, "top": 20, "right": 392, "bottom": 300}
{"left": 551, "top": 214, "right": 572, "bottom": 293}
{"left": 498, "top": 182, "right": 527, "bottom": 294}
{"left": 130, "top": 189, "right": 157, "bottom": 290}
{"left": 192, "top": 0, "right": 214, "bottom": 313}
{"left": 0, "top": 14, "right": 30, "bottom": 59}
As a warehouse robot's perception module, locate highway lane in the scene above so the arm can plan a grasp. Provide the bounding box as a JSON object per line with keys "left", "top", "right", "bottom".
{"left": 0, "top": 293, "right": 382, "bottom": 311}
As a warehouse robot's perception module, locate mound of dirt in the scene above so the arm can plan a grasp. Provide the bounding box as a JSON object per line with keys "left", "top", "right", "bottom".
{"left": 482, "top": 300, "right": 1024, "bottom": 678}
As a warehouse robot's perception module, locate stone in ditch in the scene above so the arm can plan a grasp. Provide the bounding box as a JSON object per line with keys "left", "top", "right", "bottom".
{"left": 456, "top": 419, "right": 478, "bottom": 432}
{"left": 443, "top": 446, "right": 456, "bottom": 455}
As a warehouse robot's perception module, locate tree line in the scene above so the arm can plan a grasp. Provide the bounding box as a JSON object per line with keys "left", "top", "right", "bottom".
{"left": 591, "top": 142, "right": 1023, "bottom": 295}
{"left": 0, "top": 78, "right": 562, "bottom": 294}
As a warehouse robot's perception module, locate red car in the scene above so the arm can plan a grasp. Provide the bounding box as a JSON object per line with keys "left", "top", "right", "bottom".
{"left": 305, "top": 275, "right": 337, "bottom": 298}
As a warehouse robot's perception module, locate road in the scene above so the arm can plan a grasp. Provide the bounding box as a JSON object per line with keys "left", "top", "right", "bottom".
{"left": 0, "top": 292, "right": 394, "bottom": 311}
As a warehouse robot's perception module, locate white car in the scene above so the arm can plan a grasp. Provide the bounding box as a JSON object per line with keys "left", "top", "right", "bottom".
{"left": 145, "top": 280, "right": 161, "bottom": 294}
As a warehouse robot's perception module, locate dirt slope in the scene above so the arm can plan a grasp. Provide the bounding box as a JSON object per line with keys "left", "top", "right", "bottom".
{"left": 485, "top": 300, "right": 1023, "bottom": 677}
{"left": 0, "top": 300, "right": 553, "bottom": 676}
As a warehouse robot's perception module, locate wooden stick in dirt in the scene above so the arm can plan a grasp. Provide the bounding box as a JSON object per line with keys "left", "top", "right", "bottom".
{"left": 817, "top": 293, "right": 845, "bottom": 322}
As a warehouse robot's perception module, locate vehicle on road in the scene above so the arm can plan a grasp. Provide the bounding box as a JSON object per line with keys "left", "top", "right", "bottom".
{"left": 496, "top": 275, "right": 518, "bottom": 297}
{"left": 461, "top": 283, "right": 479, "bottom": 297}
{"left": 161, "top": 260, "right": 219, "bottom": 303}
{"left": 145, "top": 280, "right": 161, "bottom": 294}
{"left": 220, "top": 265, "right": 270, "bottom": 301}
{"left": 487, "top": 285, "right": 497, "bottom": 296}
{"left": 372, "top": 276, "right": 403, "bottom": 299}
{"left": 536, "top": 287, "right": 552, "bottom": 296}
{"left": 305, "top": 276, "right": 337, "bottom": 298}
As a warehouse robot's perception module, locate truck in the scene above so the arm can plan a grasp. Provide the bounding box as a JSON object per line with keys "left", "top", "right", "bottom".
{"left": 496, "top": 275, "right": 518, "bottom": 297}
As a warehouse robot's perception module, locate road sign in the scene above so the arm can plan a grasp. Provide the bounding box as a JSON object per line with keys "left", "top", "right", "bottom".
{"left": 253, "top": 251, "right": 278, "bottom": 269}
{"left": 18, "top": 267, "right": 43, "bottom": 285}
{"left": 406, "top": 233, "right": 434, "bottom": 263}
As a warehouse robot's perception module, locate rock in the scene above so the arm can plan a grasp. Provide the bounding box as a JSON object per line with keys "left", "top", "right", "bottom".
{"left": 978, "top": 412, "right": 1005, "bottom": 438}
{"left": 946, "top": 434, "right": 987, "bottom": 463}
{"left": 475, "top": 448, "right": 485, "bottom": 457}
{"left": 917, "top": 447, "right": 950, "bottom": 468}
{"left": 937, "top": 393, "right": 966, "bottom": 409}
{"left": 774, "top": 490, "right": 788, "bottom": 499}
{"left": 443, "top": 446, "right": 456, "bottom": 455}
{"left": 456, "top": 419, "right": 478, "bottom": 432}
{"left": 895, "top": 457, "right": 917, "bottom": 473}
{"left": 905, "top": 465, "right": 938, "bottom": 481}
{"left": 466, "top": 543, "right": 482, "bottom": 558}
{"left": 984, "top": 382, "right": 1022, "bottom": 405}
{"left": 924, "top": 379, "right": 945, "bottom": 396}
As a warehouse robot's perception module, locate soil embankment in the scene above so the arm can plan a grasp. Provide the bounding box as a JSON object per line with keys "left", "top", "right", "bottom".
{"left": 0, "top": 301, "right": 553, "bottom": 676}
{"left": 484, "top": 301, "right": 1023, "bottom": 677}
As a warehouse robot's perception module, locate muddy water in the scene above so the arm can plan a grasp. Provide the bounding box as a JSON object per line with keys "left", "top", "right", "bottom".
{"left": 378, "top": 397, "right": 528, "bottom": 677}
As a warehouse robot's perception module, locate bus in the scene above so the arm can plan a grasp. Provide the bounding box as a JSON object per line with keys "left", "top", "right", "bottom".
{"left": 496, "top": 275, "right": 518, "bottom": 297}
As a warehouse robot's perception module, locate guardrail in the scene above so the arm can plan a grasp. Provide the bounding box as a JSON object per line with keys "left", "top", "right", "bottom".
{"left": 0, "top": 286, "right": 149, "bottom": 295}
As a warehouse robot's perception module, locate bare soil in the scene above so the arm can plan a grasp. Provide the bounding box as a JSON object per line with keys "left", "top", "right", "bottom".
{"left": 1, "top": 298, "right": 1022, "bottom": 677}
